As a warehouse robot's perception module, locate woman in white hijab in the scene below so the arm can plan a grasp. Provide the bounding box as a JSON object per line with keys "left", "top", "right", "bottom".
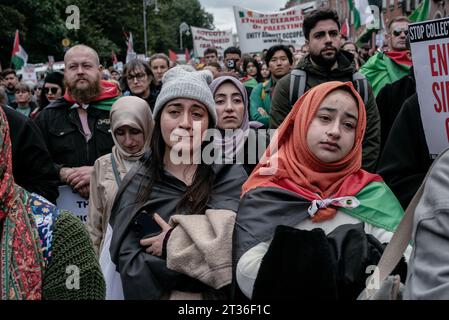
{"left": 210, "top": 75, "right": 268, "bottom": 174}
{"left": 87, "top": 96, "right": 154, "bottom": 256}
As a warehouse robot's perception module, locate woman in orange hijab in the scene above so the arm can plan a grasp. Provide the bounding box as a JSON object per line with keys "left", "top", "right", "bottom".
{"left": 233, "top": 81, "right": 406, "bottom": 300}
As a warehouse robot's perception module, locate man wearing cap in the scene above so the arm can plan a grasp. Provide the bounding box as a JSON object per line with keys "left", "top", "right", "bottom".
{"left": 360, "top": 16, "right": 412, "bottom": 96}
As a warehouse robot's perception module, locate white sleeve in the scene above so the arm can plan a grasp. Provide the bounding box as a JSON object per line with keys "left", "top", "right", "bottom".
{"left": 236, "top": 242, "right": 270, "bottom": 299}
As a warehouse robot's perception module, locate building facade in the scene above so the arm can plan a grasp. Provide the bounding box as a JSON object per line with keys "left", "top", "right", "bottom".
{"left": 285, "top": 0, "right": 448, "bottom": 44}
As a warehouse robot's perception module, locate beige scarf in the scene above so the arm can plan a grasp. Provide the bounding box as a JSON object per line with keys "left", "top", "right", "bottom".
{"left": 110, "top": 96, "right": 155, "bottom": 170}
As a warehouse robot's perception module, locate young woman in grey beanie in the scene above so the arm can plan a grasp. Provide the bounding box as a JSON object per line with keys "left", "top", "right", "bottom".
{"left": 107, "top": 66, "right": 248, "bottom": 300}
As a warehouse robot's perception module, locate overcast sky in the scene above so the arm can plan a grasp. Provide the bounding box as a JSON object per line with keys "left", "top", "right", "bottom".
{"left": 198, "top": 0, "right": 287, "bottom": 33}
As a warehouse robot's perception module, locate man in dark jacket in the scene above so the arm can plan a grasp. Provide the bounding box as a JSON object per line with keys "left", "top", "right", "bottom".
{"left": 35, "top": 45, "right": 119, "bottom": 199}
{"left": 0, "top": 88, "right": 59, "bottom": 203}
{"left": 269, "top": 8, "right": 380, "bottom": 172}
{"left": 2, "top": 69, "right": 19, "bottom": 105}
{"left": 376, "top": 67, "right": 415, "bottom": 152}
{"left": 377, "top": 93, "right": 432, "bottom": 209}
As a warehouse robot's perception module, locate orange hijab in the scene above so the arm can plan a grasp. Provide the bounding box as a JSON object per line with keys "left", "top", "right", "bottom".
{"left": 242, "top": 81, "right": 366, "bottom": 222}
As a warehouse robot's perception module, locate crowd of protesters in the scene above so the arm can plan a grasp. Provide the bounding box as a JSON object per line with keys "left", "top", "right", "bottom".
{"left": 0, "top": 7, "right": 444, "bottom": 301}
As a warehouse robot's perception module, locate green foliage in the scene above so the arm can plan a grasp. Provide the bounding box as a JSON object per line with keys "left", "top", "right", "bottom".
{"left": 0, "top": 5, "right": 26, "bottom": 68}
{"left": 0, "top": 0, "right": 213, "bottom": 69}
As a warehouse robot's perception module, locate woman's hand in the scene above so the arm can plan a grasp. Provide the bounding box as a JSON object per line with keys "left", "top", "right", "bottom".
{"left": 139, "top": 213, "right": 172, "bottom": 257}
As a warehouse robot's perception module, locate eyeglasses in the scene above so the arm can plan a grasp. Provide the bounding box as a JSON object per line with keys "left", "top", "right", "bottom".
{"left": 44, "top": 87, "right": 59, "bottom": 94}
{"left": 392, "top": 28, "right": 408, "bottom": 37}
{"left": 126, "top": 73, "right": 147, "bottom": 82}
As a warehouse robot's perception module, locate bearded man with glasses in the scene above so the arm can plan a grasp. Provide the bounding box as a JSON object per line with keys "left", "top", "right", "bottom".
{"left": 360, "top": 16, "right": 412, "bottom": 97}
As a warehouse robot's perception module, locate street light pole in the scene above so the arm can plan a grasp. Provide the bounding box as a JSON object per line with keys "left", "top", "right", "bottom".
{"left": 179, "top": 22, "right": 189, "bottom": 51}
{"left": 180, "top": 30, "right": 183, "bottom": 51}
{"left": 143, "top": 0, "right": 148, "bottom": 56}
{"left": 143, "top": 0, "right": 159, "bottom": 57}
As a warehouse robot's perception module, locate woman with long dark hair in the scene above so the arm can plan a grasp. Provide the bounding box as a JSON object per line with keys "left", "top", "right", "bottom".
{"left": 30, "top": 72, "right": 64, "bottom": 118}
{"left": 242, "top": 57, "right": 264, "bottom": 85}
{"left": 107, "top": 66, "right": 247, "bottom": 300}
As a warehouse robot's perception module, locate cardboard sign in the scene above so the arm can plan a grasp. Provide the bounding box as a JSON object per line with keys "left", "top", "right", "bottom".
{"left": 21, "top": 65, "right": 37, "bottom": 83}
{"left": 191, "top": 26, "right": 234, "bottom": 57}
{"left": 233, "top": 3, "right": 316, "bottom": 54}
{"left": 56, "top": 185, "right": 89, "bottom": 224}
{"left": 409, "top": 17, "right": 449, "bottom": 157}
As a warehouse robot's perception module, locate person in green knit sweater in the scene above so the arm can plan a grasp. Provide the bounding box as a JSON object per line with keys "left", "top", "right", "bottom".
{"left": 0, "top": 107, "right": 105, "bottom": 300}
{"left": 249, "top": 45, "right": 293, "bottom": 128}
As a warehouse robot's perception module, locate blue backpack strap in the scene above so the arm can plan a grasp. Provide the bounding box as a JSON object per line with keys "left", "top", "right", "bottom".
{"left": 111, "top": 153, "right": 122, "bottom": 186}
{"left": 289, "top": 69, "right": 307, "bottom": 106}
{"left": 352, "top": 72, "right": 369, "bottom": 105}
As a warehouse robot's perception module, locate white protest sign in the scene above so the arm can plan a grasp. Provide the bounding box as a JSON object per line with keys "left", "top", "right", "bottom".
{"left": 409, "top": 17, "right": 449, "bottom": 157}
{"left": 191, "top": 27, "right": 234, "bottom": 57}
{"left": 233, "top": 3, "right": 316, "bottom": 54}
{"left": 126, "top": 52, "right": 137, "bottom": 63}
{"left": 21, "top": 65, "right": 37, "bottom": 83}
{"left": 56, "top": 185, "right": 89, "bottom": 224}
{"left": 115, "top": 61, "right": 124, "bottom": 72}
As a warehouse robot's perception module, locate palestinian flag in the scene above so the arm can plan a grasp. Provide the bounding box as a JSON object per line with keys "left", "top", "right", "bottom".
{"left": 360, "top": 51, "right": 411, "bottom": 96}
{"left": 348, "top": 0, "right": 372, "bottom": 30}
{"left": 112, "top": 51, "right": 118, "bottom": 66}
{"left": 168, "top": 49, "right": 177, "bottom": 62}
{"left": 341, "top": 18, "right": 350, "bottom": 38}
{"left": 409, "top": 0, "right": 430, "bottom": 22}
{"left": 11, "top": 30, "right": 28, "bottom": 70}
{"left": 235, "top": 172, "right": 405, "bottom": 262}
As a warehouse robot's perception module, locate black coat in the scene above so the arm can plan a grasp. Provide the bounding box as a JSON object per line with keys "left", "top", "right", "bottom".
{"left": 2, "top": 105, "right": 59, "bottom": 203}
{"left": 377, "top": 93, "right": 433, "bottom": 209}
{"left": 109, "top": 157, "right": 247, "bottom": 300}
{"left": 376, "top": 67, "right": 416, "bottom": 153}
{"left": 34, "top": 97, "right": 114, "bottom": 172}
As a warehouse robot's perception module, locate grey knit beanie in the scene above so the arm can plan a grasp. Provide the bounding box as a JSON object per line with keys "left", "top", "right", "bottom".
{"left": 153, "top": 65, "right": 217, "bottom": 126}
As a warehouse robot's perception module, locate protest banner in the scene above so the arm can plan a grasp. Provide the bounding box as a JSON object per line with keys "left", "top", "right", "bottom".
{"left": 56, "top": 185, "right": 89, "bottom": 224}
{"left": 233, "top": 3, "right": 316, "bottom": 54}
{"left": 21, "top": 65, "right": 37, "bottom": 83}
{"left": 409, "top": 17, "right": 449, "bottom": 157}
{"left": 191, "top": 26, "right": 234, "bottom": 57}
